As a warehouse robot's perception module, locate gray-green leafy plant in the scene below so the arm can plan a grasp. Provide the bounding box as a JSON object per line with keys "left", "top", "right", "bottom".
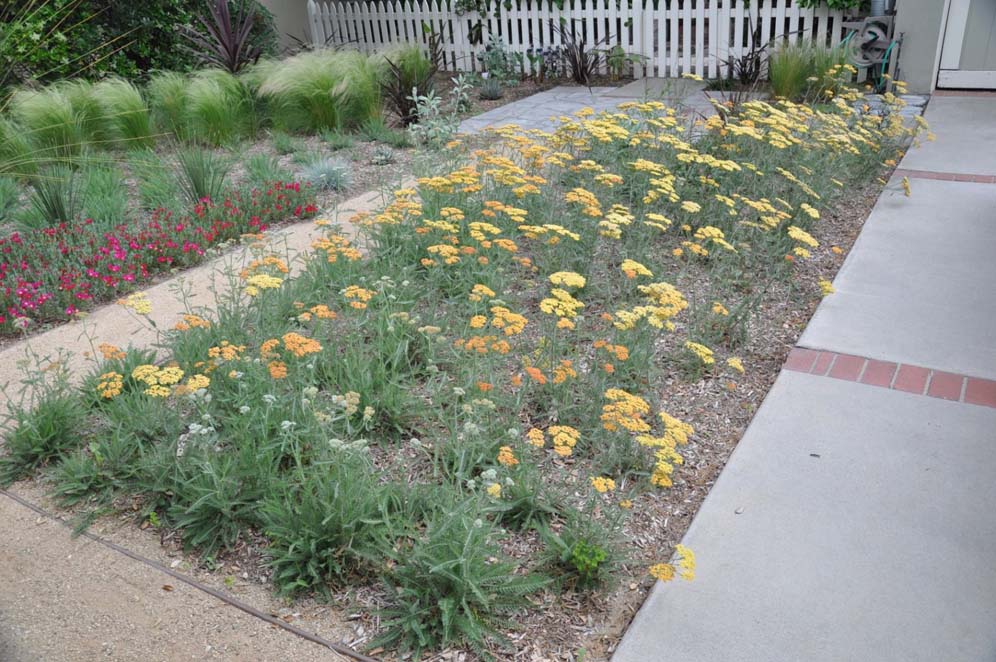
{"left": 478, "top": 77, "right": 503, "bottom": 101}
{"left": 0, "top": 389, "right": 85, "bottom": 486}
{"left": 262, "top": 452, "right": 391, "bottom": 595}
{"left": 373, "top": 501, "right": 550, "bottom": 659}
{"left": 299, "top": 156, "right": 351, "bottom": 191}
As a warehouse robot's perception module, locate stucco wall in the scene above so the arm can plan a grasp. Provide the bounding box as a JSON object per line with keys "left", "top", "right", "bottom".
{"left": 260, "top": 0, "right": 311, "bottom": 50}
{"left": 894, "top": 0, "right": 948, "bottom": 92}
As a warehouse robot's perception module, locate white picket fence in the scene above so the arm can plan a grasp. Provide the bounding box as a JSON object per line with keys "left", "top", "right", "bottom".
{"left": 307, "top": 0, "right": 880, "bottom": 81}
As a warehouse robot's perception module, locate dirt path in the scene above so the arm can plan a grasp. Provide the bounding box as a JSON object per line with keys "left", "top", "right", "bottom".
{"left": 0, "top": 492, "right": 353, "bottom": 662}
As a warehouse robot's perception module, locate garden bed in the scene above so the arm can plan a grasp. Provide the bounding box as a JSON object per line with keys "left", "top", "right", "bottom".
{"left": 0, "top": 86, "right": 924, "bottom": 662}
{"left": 0, "top": 54, "right": 613, "bottom": 340}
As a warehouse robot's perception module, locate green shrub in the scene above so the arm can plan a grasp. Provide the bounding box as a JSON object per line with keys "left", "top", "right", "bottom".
{"left": 0, "top": 391, "right": 86, "bottom": 486}
{"left": 258, "top": 50, "right": 384, "bottom": 133}
{"left": 262, "top": 452, "right": 391, "bottom": 596}
{"left": 175, "top": 148, "right": 230, "bottom": 205}
{"left": 373, "top": 502, "right": 550, "bottom": 659}
{"left": 0, "top": 1, "right": 279, "bottom": 87}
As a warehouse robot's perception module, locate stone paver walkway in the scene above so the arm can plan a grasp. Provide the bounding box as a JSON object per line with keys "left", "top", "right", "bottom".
{"left": 459, "top": 78, "right": 715, "bottom": 133}
{"left": 613, "top": 93, "right": 996, "bottom": 661}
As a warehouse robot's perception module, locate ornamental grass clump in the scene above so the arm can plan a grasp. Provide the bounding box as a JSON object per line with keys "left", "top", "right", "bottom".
{"left": 185, "top": 69, "right": 255, "bottom": 146}
{"left": 257, "top": 49, "right": 383, "bottom": 133}
{"left": 1, "top": 75, "right": 929, "bottom": 658}
{"left": 147, "top": 71, "right": 193, "bottom": 141}
{"left": 298, "top": 156, "right": 351, "bottom": 191}
{"left": 91, "top": 78, "right": 154, "bottom": 149}
{"left": 175, "top": 147, "right": 231, "bottom": 205}
{"left": 9, "top": 87, "right": 85, "bottom": 164}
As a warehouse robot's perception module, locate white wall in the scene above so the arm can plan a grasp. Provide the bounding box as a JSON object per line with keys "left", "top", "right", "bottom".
{"left": 894, "top": 0, "right": 949, "bottom": 92}
{"left": 260, "top": 0, "right": 312, "bottom": 50}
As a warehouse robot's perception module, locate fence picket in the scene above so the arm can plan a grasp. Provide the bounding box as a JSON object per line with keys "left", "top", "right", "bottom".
{"left": 708, "top": 0, "right": 718, "bottom": 79}
{"left": 654, "top": 5, "right": 665, "bottom": 78}
{"left": 787, "top": 1, "right": 800, "bottom": 46}
{"left": 305, "top": 0, "right": 878, "bottom": 85}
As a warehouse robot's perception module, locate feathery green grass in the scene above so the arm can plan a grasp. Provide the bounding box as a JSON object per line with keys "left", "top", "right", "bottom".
{"left": 10, "top": 87, "right": 85, "bottom": 165}
{"left": 0, "top": 117, "right": 35, "bottom": 176}
{"left": 92, "top": 78, "right": 154, "bottom": 150}
{"left": 147, "top": 71, "right": 191, "bottom": 141}
{"left": 186, "top": 69, "right": 254, "bottom": 147}
{"left": 768, "top": 44, "right": 849, "bottom": 101}
{"left": 257, "top": 50, "right": 384, "bottom": 133}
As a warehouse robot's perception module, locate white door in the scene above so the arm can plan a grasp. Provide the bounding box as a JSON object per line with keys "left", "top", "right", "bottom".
{"left": 938, "top": 0, "right": 996, "bottom": 88}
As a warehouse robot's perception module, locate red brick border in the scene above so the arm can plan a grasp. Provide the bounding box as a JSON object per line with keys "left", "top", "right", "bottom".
{"left": 783, "top": 348, "right": 996, "bottom": 409}
{"left": 893, "top": 168, "right": 996, "bottom": 184}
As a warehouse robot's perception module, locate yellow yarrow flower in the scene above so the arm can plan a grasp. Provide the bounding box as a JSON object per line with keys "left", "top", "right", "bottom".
{"left": 548, "top": 271, "right": 586, "bottom": 289}
{"left": 620, "top": 259, "right": 653, "bottom": 279}
{"left": 590, "top": 476, "right": 616, "bottom": 493}
{"left": 684, "top": 341, "right": 715, "bottom": 366}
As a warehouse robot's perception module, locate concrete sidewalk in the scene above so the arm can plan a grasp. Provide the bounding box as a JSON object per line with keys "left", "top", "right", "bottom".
{"left": 614, "top": 94, "right": 996, "bottom": 662}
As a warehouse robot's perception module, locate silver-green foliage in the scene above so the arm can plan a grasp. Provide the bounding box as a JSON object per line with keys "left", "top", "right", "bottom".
{"left": 298, "top": 156, "right": 351, "bottom": 191}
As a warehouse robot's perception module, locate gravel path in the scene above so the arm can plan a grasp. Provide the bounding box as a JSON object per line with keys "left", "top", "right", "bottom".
{"left": 0, "top": 493, "right": 351, "bottom": 662}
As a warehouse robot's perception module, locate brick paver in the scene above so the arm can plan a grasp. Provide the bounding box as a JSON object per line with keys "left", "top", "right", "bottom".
{"left": 783, "top": 349, "right": 995, "bottom": 409}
